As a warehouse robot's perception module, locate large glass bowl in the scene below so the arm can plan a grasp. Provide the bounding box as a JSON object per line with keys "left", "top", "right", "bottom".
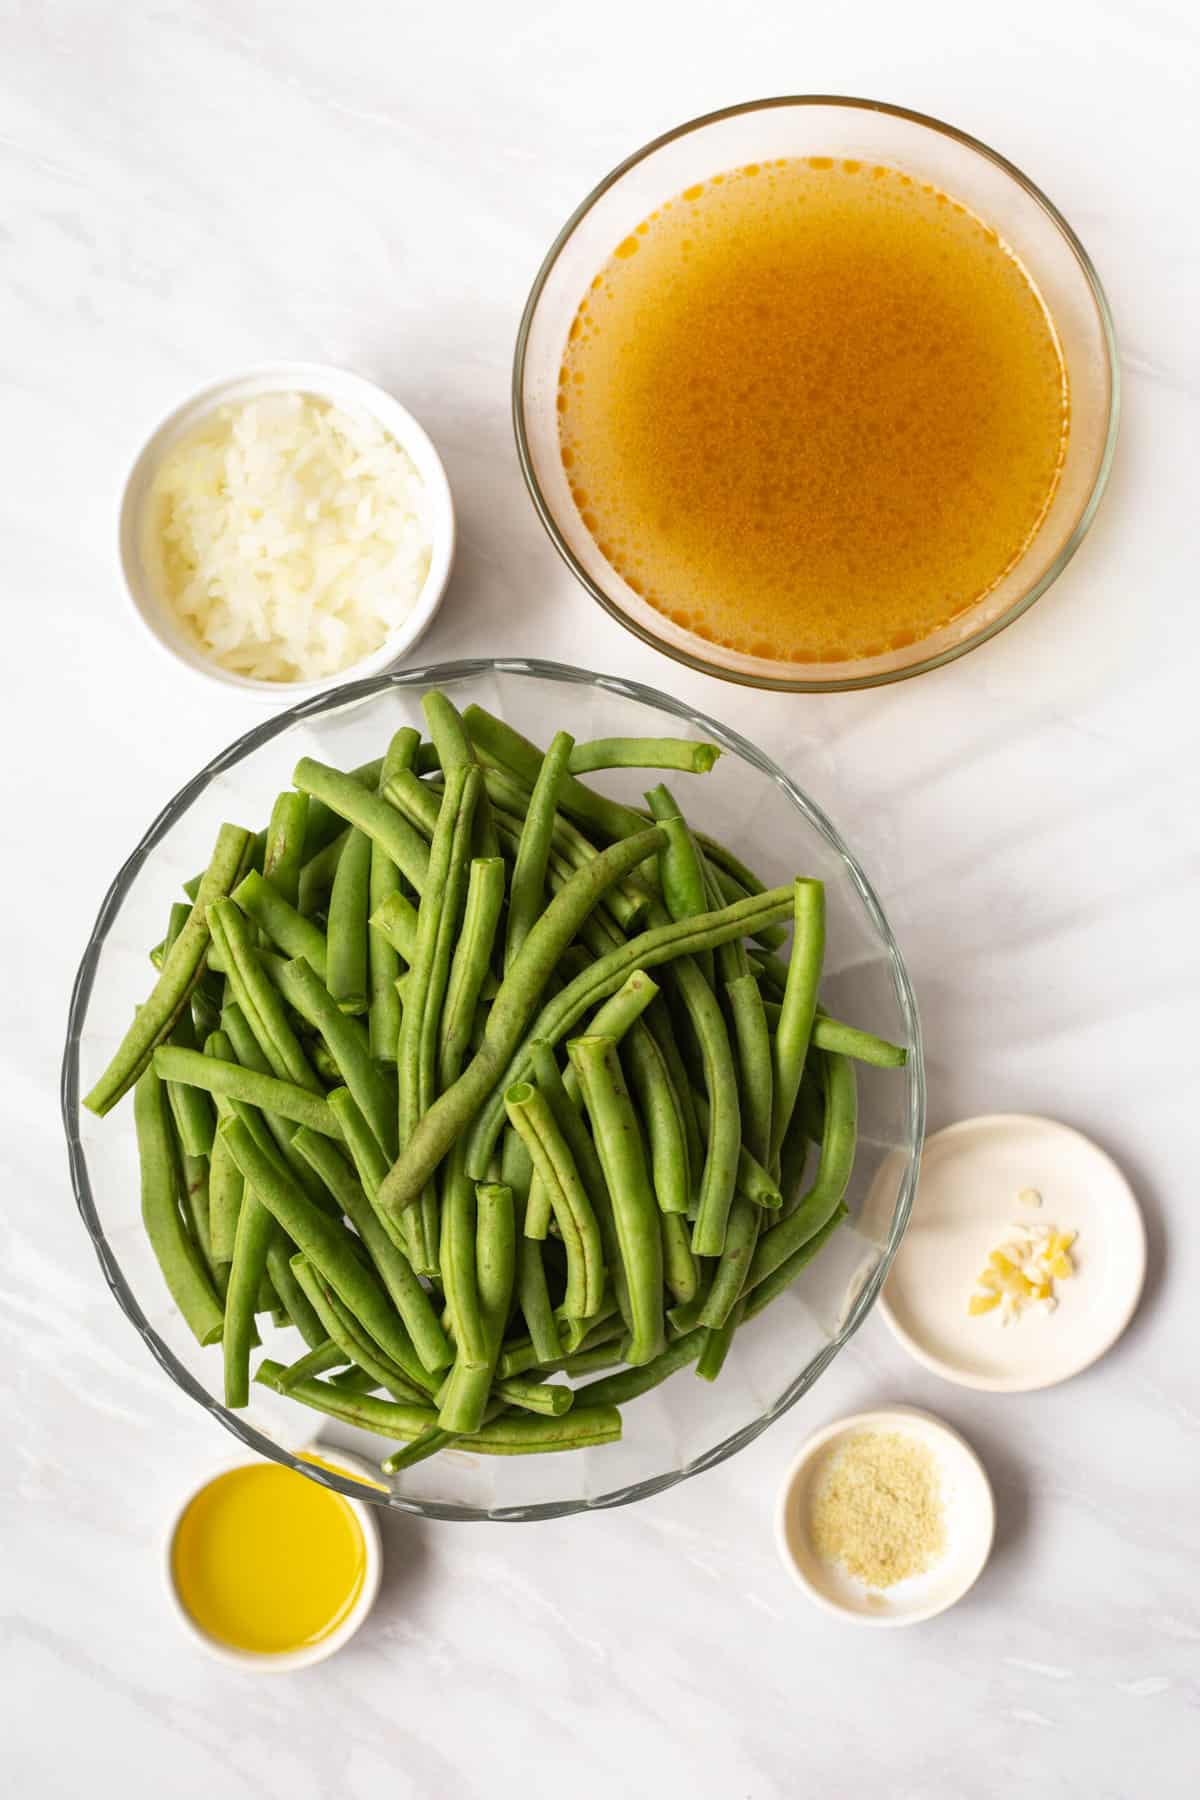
{"left": 514, "top": 96, "right": 1120, "bottom": 692}
{"left": 63, "top": 660, "right": 923, "bottom": 1519}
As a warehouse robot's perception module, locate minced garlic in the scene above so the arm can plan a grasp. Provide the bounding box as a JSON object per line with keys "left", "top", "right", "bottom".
{"left": 968, "top": 1218, "right": 1077, "bottom": 1323}
{"left": 810, "top": 1430, "right": 946, "bottom": 1590}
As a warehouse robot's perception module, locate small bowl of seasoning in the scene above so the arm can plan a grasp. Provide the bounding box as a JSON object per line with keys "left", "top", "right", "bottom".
{"left": 775, "top": 1407, "right": 994, "bottom": 1627}
{"left": 164, "top": 1448, "right": 383, "bottom": 1668}
{"left": 120, "top": 363, "right": 455, "bottom": 698}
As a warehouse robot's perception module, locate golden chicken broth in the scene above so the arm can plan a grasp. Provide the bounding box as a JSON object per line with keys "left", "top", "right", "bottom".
{"left": 558, "top": 158, "right": 1069, "bottom": 663}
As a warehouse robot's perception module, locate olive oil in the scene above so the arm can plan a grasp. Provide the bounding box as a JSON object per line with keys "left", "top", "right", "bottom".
{"left": 558, "top": 158, "right": 1069, "bottom": 663}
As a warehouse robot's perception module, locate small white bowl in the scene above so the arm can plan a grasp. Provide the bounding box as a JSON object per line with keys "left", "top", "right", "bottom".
{"left": 878, "top": 1114, "right": 1146, "bottom": 1393}
{"left": 775, "top": 1407, "right": 995, "bottom": 1627}
{"left": 119, "top": 362, "right": 455, "bottom": 700}
{"left": 163, "top": 1446, "right": 383, "bottom": 1670}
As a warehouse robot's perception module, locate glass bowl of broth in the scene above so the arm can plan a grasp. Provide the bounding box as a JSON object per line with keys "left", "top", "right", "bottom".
{"left": 514, "top": 97, "right": 1119, "bottom": 692}
{"left": 63, "top": 659, "right": 922, "bottom": 1520}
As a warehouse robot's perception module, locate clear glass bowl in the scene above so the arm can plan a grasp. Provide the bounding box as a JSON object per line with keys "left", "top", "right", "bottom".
{"left": 62, "top": 660, "right": 924, "bottom": 1519}
{"left": 513, "top": 96, "right": 1120, "bottom": 693}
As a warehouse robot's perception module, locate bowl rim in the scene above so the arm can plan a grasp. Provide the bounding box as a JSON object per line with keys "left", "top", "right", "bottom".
{"left": 512, "top": 93, "right": 1121, "bottom": 693}
{"left": 61, "top": 656, "right": 925, "bottom": 1520}
{"left": 118, "top": 360, "right": 457, "bottom": 701}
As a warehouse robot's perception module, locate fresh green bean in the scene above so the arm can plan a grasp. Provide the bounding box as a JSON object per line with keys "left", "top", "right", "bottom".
{"left": 505, "top": 1082, "right": 604, "bottom": 1320}
{"left": 329, "top": 1065, "right": 431, "bottom": 1281}
{"left": 208, "top": 898, "right": 321, "bottom": 1092}
{"left": 155, "top": 1046, "right": 341, "bottom": 1136}
{"left": 576, "top": 1328, "right": 706, "bottom": 1407}
{"left": 177, "top": 1149, "right": 214, "bottom": 1270}
{"left": 527, "top": 972, "right": 661, "bottom": 1236}
{"left": 367, "top": 854, "right": 402, "bottom": 1065}
{"left": 769, "top": 879, "right": 826, "bottom": 1164}
{"left": 646, "top": 783, "right": 715, "bottom": 987}
{"left": 220, "top": 1117, "right": 419, "bottom": 1376}
{"left": 495, "top": 1309, "right": 622, "bottom": 1380}
{"left": 328, "top": 1365, "right": 386, "bottom": 1394}
{"left": 85, "top": 821, "right": 251, "bottom": 1115}
{"left": 256, "top": 1362, "right": 622, "bottom": 1456}
{"left": 379, "top": 1428, "right": 458, "bottom": 1473}
{"left": 365, "top": 737, "right": 420, "bottom": 1064}
{"left": 262, "top": 792, "right": 309, "bottom": 908}
{"left": 422, "top": 689, "right": 501, "bottom": 861}
{"left": 793, "top": 1069, "right": 824, "bottom": 1152}
{"left": 287, "top": 756, "right": 382, "bottom": 860}
{"left": 744, "top": 1203, "right": 848, "bottom": 1320}
{"left": 747, "top": 1052, "right": 857, "bottom": 1293}
{"left": 232, "top": 869, "right": 328, "bottom": 978}
{"left": 295, "top": 1118, "right": 452, "bottom": 1377}
{"left": 263, "top": 1236, "right": 327, "bottom": 1348}
{"left": 369, "top": 888, "right": 419, "bottom": 964}
{"left": 696, "top": 1302, "right": 742, "bottom": 1382}
{"left": 273, "top": 1339, "right": 346, "bottom": 1391}
{"left": 438, "top": 1144, "right": 490, "bottom": 1370}
{"left": 665, "top": 947, "right": 741, "bottom": 1259}
{"left": 255, "top": 1361, "right": 437, "bottom": 1436}
{"left": 665, "top": 1291, "right": 707, "bottom": 1336}
{"left": 475, "top": 765, "right": 652, "bottom": 930}
{"left": 149, "top": 900, "right": 192, "bottom": 971}
{"left": 506, "top": 729, "right": 574, "bottom": 970}
{"left": 293, "top": 759, "right": 431, "bottom": 893}
{"left": 724, "top": 972, "right": 774, "bottom": 1168}
{"left": 297, "top": 827, "right": 348, "bottom": 916}
{"left": 322, "top": 827, "right": 371, "bottom": 1015}
{"left": 811, "top": 1013, "right": 907, "bottom": 1068}
{"left": 438, "top": 857, "right": 505, "bottom": 1092}
{"left": 568, "top": 1035, "right": 664, "bottom": 1365}
{"left": 290, "top": 1257, "right": 431, "bottom": 1405}
{"left": 274, "top": 957, "right": 397, "bottom": 1158}
{"left": 493, "top": 1375, "right": 574, "bottom": 1417}
{"left": 215, "top": 1002, "right": 338, "bottom": 1214}
{"left": 164, "top": 1003, "right": 217, "bottom": 1159}
{"left": 561, "top": 1344, "right": 625, "bottom": 1377}
{"left": 689, "top": 1087, "right": 782, "bottom": 1209}
{"left": 223, "top": 1162, "right": 274, "bottom": 1405}
{"left": 207, "top": 1118, "right": 244, "bottom": 1264}
{"left": 623, "top": 1022, "right": 690, "bottom": 1216}
{"left": 463, "top": 706, "right": 650, "bottom": 846}
{"left": 181, "top": 828, "right": 265, "bottom": 903}
{"left": 378, "top": 827, "right": 669, "bottom": 1217}
{"left": 660, "top": 1210, "right": 701, "bottom": 1305}
{"left": 698, "top": 1196, "right": 759, "bottom": 1329}
{"left": 382, "top": 727, "right": 422, "bottom": 787}
{"left": 499, "top": 1125, "right": 560, "bottom": 1363}
{"left": 707, "top": 862, "right": 789, "bottom": 953}
{"left": 778, "top": 1102, "right": 814, "bottom": 1220}
{"left": 642, "top": 997, "right": 704, "bottom": 1197}
{"left": 402, "top": 765, "right": 480, "bottom": 1269}
{"left": 382, "top": 765, "right": 442, "bottom": 837}
{"left": 572, "top": 738, "right": 721, "bottom": 776}
{"left": 438, "top": 1182, "right": 515, "bottom": 1435}
{"left": 461, "top": 881, "right": 789, "bottom": 1187}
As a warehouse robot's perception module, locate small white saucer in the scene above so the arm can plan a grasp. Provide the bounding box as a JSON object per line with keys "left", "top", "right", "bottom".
{"left": 775, "top": 1407, "right": 995, "bottom": 1626}
{"left": 879, "top": 1114, "right": 1146, "bottom": 1393}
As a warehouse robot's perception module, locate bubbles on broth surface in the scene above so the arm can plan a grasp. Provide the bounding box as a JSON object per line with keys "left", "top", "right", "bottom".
{"left": 558, "top": 158, "right": 1069, "bottom": 666}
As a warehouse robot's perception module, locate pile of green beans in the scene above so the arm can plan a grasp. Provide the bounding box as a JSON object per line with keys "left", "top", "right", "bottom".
{"left": 85, "top": 696, "right": 907, "bottom": 1475}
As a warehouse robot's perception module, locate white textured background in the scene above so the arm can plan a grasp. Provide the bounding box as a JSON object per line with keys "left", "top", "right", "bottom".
{"left": 3, "top": 2, "right": 1198, "bottom": 1795}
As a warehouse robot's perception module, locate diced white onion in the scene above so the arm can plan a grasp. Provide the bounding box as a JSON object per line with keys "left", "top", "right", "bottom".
{"left": 144, "top": 392, "right": 432, "bottom": 682}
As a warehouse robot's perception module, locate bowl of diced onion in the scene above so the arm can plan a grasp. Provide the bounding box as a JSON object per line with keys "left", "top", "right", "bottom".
{"left": 119, "top": 364, "right": 455, "bottom": 697}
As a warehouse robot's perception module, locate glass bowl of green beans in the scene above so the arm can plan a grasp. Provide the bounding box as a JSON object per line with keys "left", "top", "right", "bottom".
{"left": 64, "top": 658, "right": 923, "bottom": 1520}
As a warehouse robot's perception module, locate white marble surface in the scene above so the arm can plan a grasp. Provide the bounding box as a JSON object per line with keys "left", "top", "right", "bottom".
{"left": 3, "top": 2, "right": 1198, "bottom": 1794}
